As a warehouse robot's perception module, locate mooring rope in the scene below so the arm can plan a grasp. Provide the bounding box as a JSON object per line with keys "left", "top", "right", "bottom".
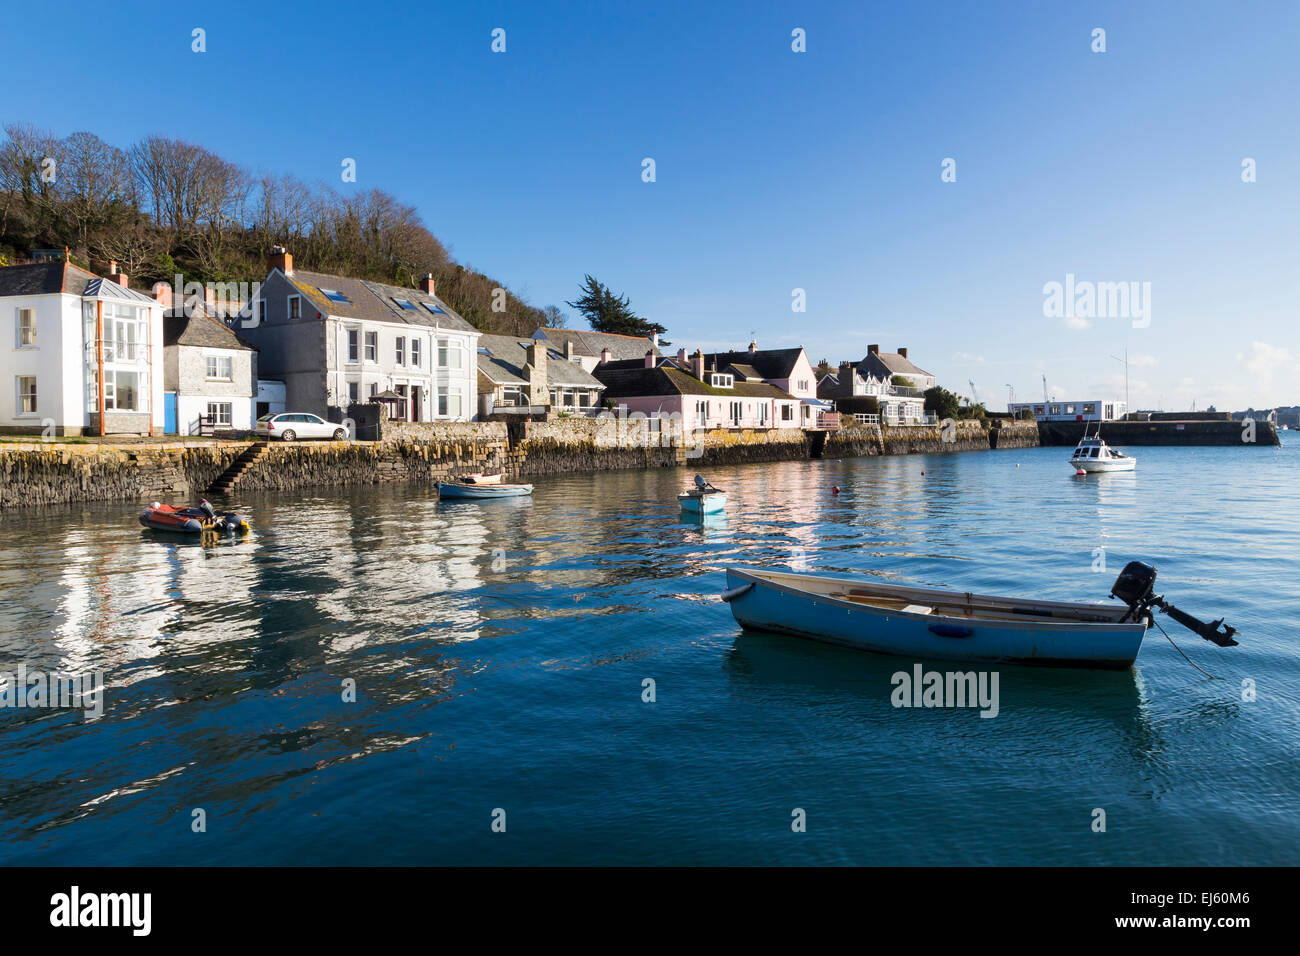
{"left": 1154, "top": 616, "right": 1219, "bottom": 680}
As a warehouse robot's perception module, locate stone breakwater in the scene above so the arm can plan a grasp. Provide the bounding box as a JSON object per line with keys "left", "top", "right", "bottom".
{"left": 0, "top": 418, "right": 1038, "bottom": 509}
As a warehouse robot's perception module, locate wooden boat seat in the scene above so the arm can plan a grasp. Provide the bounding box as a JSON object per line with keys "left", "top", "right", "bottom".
{"left": 829, "top": 588, "right": 1116, "bottom": 624}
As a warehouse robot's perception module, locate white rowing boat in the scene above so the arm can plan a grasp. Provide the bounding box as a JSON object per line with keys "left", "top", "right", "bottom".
{"left": 437, "top": 481, "right": 533, "bottom": 499}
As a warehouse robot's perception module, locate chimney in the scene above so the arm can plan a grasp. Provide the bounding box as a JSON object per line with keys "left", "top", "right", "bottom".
{"left": 526, "top": 341, "right": 548, "bottom": 405}
{"left": 106, "top": 260, "right": 128, "bottom": 287}
{"left": 676, "top": 347, "right": 687, "bottom": 366}
{"left": 868, "top": 344, "right": 879, "bottom": 355}
{"left": 748, "top": 340, "right": 757, "bottom": 354}
{"left": 898, "top": 347, "right": 908, "bottom": 359}
{"left": 652, "top": 332, "right": 659, "bottom": 352}
{"left": 268, "top": 245, "right": 293, "bottom": 276}
{"left": 564, "top": 340, "right": 575, "bottom": 362}
{"left": 600, "top": 347, "right": 612, "bottom": 365}
{"left": 645, "top": 349, "right": 656, "bottom": 369}
{"left": 839, "top": 360, "right": 852, "bottom": 371}
{"left": 419, "top": 273, "right": 436, "bottom": 295}
{"left": 692, "top": 349, "right": 705, "bottom": 381}
{"left": 151, "top": 281, "right": 173, "bottom": 308}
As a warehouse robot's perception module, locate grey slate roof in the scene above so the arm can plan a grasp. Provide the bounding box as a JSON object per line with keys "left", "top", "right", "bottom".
{"left": 284, "top": 269, "right": 478, "bottom": 334}
{"left": 861, "top": 350, "right": 933, "bottom": 380}
{"left": 476, "top": 333, "right": 604, "bottom": 389}
{"left": 163, "top": 312, "right": 257, "bottom": 351}
{"left": 532, "top": 327, "right": 659, "bottom": 362}
{"left": 0, "top": 262, "right": 155, "bottom": 302}
{"left": 702, "top": 347, "right": 804, "bottom": 380}
{"left": 594, "top": 359, "right": 795, "bottom": 400}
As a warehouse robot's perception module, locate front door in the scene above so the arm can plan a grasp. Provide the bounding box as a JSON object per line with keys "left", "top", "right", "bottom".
{"left": 164, "top": 392, "right": 177, "bottom": 434}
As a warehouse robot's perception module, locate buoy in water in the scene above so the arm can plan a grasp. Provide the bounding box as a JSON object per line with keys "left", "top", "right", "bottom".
{"left": 831, "top": 485, "right": 840, "bottom": 495}
{"left": 1075, "top": 468, "right": 1087, "bottom": 476}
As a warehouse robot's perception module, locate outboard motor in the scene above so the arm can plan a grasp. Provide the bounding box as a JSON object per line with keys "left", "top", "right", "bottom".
{"left": 1110, "top": 561, "right": 1239, "bottom": 647}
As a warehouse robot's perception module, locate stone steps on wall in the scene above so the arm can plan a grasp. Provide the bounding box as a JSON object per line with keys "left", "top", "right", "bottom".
{"left": 206, "top": 442, "right": 270, "bottom": 495}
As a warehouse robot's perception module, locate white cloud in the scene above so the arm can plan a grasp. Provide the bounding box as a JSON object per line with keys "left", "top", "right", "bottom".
{"left": 1237, "top": 341, "right": 1294, "bottom": 388}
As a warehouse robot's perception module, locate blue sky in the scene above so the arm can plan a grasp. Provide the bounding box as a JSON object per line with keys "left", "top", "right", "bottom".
{"left": 4, "top": 0, "right": 1297, "bottom": 409}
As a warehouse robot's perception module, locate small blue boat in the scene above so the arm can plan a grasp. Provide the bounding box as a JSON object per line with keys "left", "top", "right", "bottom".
{"left": 721, "top": 563, "right": 1238, "bottom": 670}
{"left": 679, "top": 474, "right": 726, "bottom": 514}
{"left": 437, "top": 481, "right": 533, "bottom": 499}
{"left": 722, "top": 568, "right": 1142, "bottom": 669}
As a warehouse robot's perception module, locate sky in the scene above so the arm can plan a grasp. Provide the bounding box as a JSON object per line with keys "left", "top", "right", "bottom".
{"left": 3, "top": 0, "right": 1297, "bottom": 410}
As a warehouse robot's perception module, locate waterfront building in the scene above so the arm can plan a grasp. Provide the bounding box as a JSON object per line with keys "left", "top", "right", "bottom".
{"left": 241, "top": 248, "right": 479, "bottom": 422}
{"left": 0, "top": 257, "right": 164, "bottom": 436}
{"left": 696, "top": 342, "right": 830, "bottom": 428}
{"left": 530, "top": 326, "right": 660, "bottom": 373}
{"left": 819, "top": 345, "right": 932, "bottom": 424}
{"left": 1008, "top": 399, "right": 1126, "bottom": 422}
{"left": 593, "top": 348, "right": 803, "bottom": 431}
{"left": 475, "top": 332, "right": 605, "bottom": 418}
{"left": 157, "top": 287, "right": 259, "bottom": 434}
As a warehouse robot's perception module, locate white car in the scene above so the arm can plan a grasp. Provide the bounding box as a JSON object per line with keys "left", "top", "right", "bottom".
{"left": 255, "top": 412, "right": 348, "bottom": 442}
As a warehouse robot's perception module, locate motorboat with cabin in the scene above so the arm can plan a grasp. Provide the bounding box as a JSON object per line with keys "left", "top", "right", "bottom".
{"left": 1070, "top": 425, "right": 1136, "bottom": 473}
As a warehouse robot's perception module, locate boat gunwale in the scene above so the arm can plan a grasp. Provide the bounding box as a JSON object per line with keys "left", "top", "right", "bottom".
{"left": 727, "top": 567, "right": 1148, "bottom": 633}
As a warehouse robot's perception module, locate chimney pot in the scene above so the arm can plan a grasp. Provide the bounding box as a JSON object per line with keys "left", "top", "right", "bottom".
{"left": 692, "top": 349, "right": 705, "bottom": 381}
{"left": 676, "top": 347, "right": 687, "bottom": 366}
{"left": 600, "top": 347, "right": 612, "bottom": 365}
{"left": 748, "top": 340, "right": 757, "bottom": 354}
{"left": 151, "top": 281, "right": 173, "bottom": 307}
{"left": 108, "top": 260, "right": 118, "bottom": 275}
{"left": 868, "top": 344, "right": 879, "bottom": 355}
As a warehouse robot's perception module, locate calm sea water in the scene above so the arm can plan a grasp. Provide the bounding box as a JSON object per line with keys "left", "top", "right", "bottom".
{"left": 0, "top": 442, "right": 1296, "bottom": 865}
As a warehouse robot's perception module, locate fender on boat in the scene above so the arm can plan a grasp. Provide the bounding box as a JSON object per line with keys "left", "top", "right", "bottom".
{"left": 720, "top": 582, "right": 755, "bottom": 603}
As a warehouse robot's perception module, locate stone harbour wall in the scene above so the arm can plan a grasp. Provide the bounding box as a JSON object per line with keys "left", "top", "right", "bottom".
{"left": 0, "top": 415, "right": 1040, "bottom": 510}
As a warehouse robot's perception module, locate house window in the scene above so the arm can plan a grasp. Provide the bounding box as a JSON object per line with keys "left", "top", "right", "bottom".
{"left": 369, "top": 383, "right": 379, "bottom": 399}
{"left": 206, "top": 402, "right": 232, "bottom": 426}
{"left": 347, "top": 328, "right": 360, "bottom": 363}
{"left": 392, "top": 298, "right": 416, "bottom": 311}
{"left": 256, "top": 299, "right": 267, "bottom": 324}
{"left": 205, "top": 355, "right": 233, "bottom": 380}
{"left": 781, "top": 404, "right": 793, "bottom": 421}
{"left": 410, "top": 339, "right": 421, "bottom": 367}
{"left": 15, "top": 308, "right": 35, "bottom": 347}
{"left": 348, "top": 382, "right": 359, "bottom": 405}
{"left": 696, "top": 399, "right": 706, "bottom": 423}
{"left": 501, "top": 385, "right": 525, "bottom": 407}
{"left": 108, "top": 370, "right": 138, "bottom": 410}
{"left": 288, "top": 295, "right": 301, "bottom": 320}
{"left": 710, "top": 373, "right": 734, "bottom": 388}
{"left": 395, "top": 336, "right": 406, "bottom": 366}
{"left": 730, "top": 401, "right": 742, "bottom": 425}
{"left": 438, "top": 385, "right": 463, "bottom": 418}
{"left": 16, "top": 376, "right": 36, "bottom": 414}
{"left": 364, "top": 331, "right": 378, "bottom": 362}
{"left": 758, "top": 403, "right": 769, "bottom": 425}
{"left": 437, "top": 338, "right": 463, "bottom": 369}
{"left": 318, "top": 288, "right": 350, "bottom": 303}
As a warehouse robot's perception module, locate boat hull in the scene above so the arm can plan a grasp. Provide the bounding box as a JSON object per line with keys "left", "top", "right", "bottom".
{"left": 723, "top": 568, "right": 1146, "bottom": 670}
{"left": 437, "top": 481, "right": 533, "bottom": 499}
{"left": 1070, "top": 457, "right": 1137, "bottom": 472}
{"left": 679, "top": 491, "right": 726, "bottom": 514}
{"left": 139, "top": 505, "right": 249, "bottom": 534}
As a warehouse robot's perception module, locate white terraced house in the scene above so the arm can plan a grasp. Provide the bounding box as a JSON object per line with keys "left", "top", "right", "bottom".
{"left": 820, "top": 344, "right": 934, "bottom": 424}
{"left": 0, "top": 257, "right": 164, "bottom": 435}
{"left": 240, "top": 248, "right": 479, "bottom": 422}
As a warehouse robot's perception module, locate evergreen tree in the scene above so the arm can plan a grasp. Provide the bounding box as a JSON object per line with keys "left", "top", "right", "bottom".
{"left": 566, "top": 274, "right": 667, "bottom": 341}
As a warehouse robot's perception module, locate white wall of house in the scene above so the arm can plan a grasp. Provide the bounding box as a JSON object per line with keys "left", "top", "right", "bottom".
{"left": 617, "top": 394, "right": 801, "bottom": 432}
{"left": 327, "top": 318, "right": 477, "bottom": 421}
{"left": 1, "top": 292, "right": 163, "bottom": 433}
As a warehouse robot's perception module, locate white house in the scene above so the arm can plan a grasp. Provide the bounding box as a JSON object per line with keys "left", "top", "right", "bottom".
{"left": 160, "top": 298, "right": 259, "bottom": 434}
{"left": 239, "top": 248, "right": 479, "bottom": 422}
{"left": 0, "top": 259, "right": 164, "bottom": 435}
{"left": 821, "top": 344, "right": 933, "bottom": 424}
{"left": 1009, "top": 399, "right": 1126, "bottom": 422}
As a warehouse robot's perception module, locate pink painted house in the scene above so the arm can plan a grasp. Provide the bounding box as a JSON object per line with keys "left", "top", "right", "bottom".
{"left": 593, "top": 348, "right": 802, "bottom": 432}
